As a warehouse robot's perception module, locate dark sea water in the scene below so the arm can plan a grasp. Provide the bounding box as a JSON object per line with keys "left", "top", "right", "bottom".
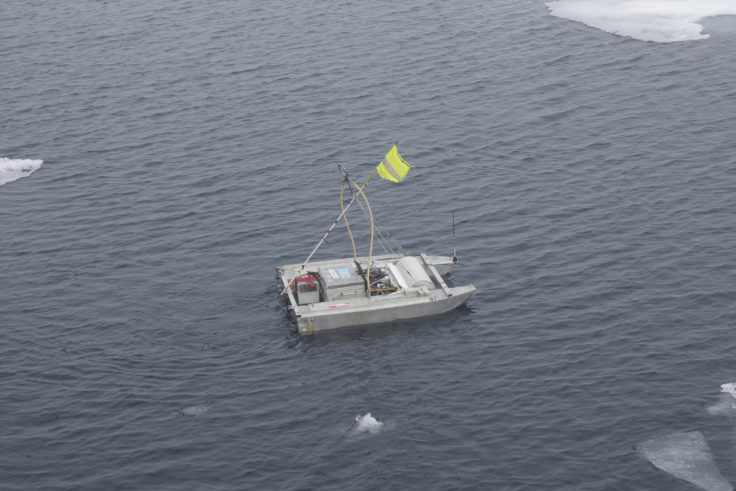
{"left": 3, "top": 1, "right": 736, "bottom": 490}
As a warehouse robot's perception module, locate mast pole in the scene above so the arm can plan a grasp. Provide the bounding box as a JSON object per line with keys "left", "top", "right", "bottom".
{"left": 280, "top": 167, "right": 375, "bottom": 296}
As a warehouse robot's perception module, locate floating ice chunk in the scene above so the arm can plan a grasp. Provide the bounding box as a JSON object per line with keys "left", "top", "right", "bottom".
{"left": 707, "top": 384, "right": 736, "bottom": 416}
{"left": 721, "top": 383, "right": 736, "bottom": 398}
{"left": 707, "top": 394, "right": 736, "bottom": 416}
{"left": 181, "top": 405, "right": 209, "bottom": 416}
{"left": 638, "top": 431, "right": 732, "bottom": 491}
{"left": 546, "top": 0, "right": 736, "bottom": 43}
{"left": 354, "top": 412, "right": 383, "bottom": 434}
{"left": 0, "top": 158, "right": 44, "bottom": 186}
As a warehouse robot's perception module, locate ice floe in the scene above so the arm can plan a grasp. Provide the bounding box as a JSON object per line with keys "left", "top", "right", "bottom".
{"left": 0, "top": 157, "right": 44, "bottom": 186}
{"left": 638, "top": 431, "right": 732, "bottom": 491}
{"left": 546, "top": 0, "right": 736, "bottom": 43}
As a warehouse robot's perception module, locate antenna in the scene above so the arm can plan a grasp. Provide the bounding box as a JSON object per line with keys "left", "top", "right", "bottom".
{"left": 451, "top": 211, "right": 457, "bottom": 263}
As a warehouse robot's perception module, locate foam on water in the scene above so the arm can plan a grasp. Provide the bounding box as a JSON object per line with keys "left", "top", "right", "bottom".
{"left": 353, "top": 412, "right": 384, "bottom": 435}
{"left": 0, "top": 158, "right": 44, "bottom": 186}
{"left": 546, "top": 0, "right": 736, "bottom": 42}
{"left": 637, "top": 431, "right": 732, "bottom": 491}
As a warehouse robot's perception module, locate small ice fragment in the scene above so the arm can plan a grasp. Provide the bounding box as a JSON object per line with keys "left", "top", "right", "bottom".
{"left": 638, "top": 431, "right": 732, "bottom": 491}
{"left": 0, "top": 158, "right": 44, "bottom": 186}
{"left": 546, "top": 0, "right": 736, "bottom": 43}
{"left": 354, "top": 412, "right": 383, "bottom": 434}
{"left": 707, "top": 394, "right": 736, "bottom": 416}
{"left": 720, "top": 383, "right": 736, "bottom": 398}
{"left": 708, "top": 383, "right": 736, "bottom": 416}
{"left": 181, "top": 405, "right": 209, "bottom": 416}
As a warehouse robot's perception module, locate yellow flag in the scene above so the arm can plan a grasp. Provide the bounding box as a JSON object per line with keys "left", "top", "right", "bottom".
{"left": 376, "top": 145, "right": 412, "bottom": 183}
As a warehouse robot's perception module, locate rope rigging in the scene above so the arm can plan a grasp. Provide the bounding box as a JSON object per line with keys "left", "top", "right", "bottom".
{"left": 280, "top": 146, "right": 412, "bottom": 298}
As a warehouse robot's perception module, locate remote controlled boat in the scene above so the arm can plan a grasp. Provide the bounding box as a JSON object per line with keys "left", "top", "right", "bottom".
{"left": 276, "top": 145, "right": 476, "bottom": 334}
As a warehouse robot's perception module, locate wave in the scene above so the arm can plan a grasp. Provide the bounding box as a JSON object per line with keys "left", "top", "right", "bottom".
{"left": 0, "top": 157, "right": 44, "bottom": 186}
{"left": 546, "top": 0, "right": 736, "bottom": 43}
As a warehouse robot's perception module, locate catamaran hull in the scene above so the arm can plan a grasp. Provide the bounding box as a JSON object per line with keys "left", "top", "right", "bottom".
{"left": 293, "top": 285, "right": 475, "bottom": 334}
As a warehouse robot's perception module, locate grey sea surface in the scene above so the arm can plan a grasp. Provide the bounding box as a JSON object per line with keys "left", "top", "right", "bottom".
{"left": 2, "top": 1, "right": 736, "bottom": 490}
